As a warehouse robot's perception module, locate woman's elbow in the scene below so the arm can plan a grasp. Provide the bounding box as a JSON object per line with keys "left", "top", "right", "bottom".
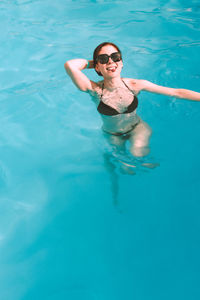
{"left": 173, "top": 89, "right": 183, "bottom": 98}
{"left": 64, "top": 61, "right": 74, "bottom": 76}
{"left": 64, "top": 61, "right": 71, "bottom": 71}
{"left": 173, "top": 89, "right": 191, "bottom": 99}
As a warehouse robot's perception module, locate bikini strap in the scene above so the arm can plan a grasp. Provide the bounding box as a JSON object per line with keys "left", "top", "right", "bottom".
{"left": 100, "top": 82, "right": 104, "bottom": 100}
{"left": 100, "top": 80, "right": 135, "bottom": 99}
{"left": 121, "top": 79, "right": 136, "bottom": 95}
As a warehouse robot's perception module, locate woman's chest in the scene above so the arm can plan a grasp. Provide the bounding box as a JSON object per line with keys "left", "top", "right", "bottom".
{"left": 101, "top": 88, "right": 134, "bottom": 112}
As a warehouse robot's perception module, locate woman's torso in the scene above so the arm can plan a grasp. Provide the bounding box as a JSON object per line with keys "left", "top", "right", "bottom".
{"left": 89, "top": 78, "right": 140, "bottom": 134}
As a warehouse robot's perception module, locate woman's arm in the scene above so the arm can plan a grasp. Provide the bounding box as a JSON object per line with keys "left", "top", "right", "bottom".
{"left": 136, "top": 80, "right": 200, "bottom": 101}
{"left": 64, "top": 59, "right": 95, "bottom": 92}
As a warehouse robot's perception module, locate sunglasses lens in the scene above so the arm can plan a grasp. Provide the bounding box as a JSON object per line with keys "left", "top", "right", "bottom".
{"left": 111, "top": 52, "right": 121, "bottom": 62}
{"left": 98, "top": 54, "right": 109, "bottom": 64}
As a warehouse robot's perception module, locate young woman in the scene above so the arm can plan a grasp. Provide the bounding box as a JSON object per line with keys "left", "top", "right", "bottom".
{"left": 64, "top": 42, "right": 200, "bottom": 157}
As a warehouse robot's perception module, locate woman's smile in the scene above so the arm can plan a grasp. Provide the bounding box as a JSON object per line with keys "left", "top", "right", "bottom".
{"left": 106, "top": 65, "right": 117, "bottom": 72}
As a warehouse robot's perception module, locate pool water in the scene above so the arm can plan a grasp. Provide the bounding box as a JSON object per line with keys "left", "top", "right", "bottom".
{"left": 0, "top": 0, "right": 200, "bottom": 299}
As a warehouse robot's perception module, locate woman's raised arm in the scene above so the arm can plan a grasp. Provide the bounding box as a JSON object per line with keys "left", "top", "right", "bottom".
{"left": 64, "top": 59, "right": 95, "bottom": 92}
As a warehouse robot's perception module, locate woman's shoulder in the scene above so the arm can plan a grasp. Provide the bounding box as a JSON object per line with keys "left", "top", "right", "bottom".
{"left": 123, "top": 78, "right": 148, "bottom": 94}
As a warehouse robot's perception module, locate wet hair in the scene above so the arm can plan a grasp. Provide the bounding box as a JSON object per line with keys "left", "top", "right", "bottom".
{"left": 93, "top": 42, "right": 122, "bottom": 76}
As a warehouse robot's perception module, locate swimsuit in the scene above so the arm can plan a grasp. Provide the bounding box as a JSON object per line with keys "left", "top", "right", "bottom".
{"left": 97, "top": 79, "right": 138, "bottom": 116}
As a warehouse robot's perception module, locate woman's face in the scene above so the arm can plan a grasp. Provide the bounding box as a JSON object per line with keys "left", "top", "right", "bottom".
{"left": 95, "top": 45, "right": 123, "bottom": 79}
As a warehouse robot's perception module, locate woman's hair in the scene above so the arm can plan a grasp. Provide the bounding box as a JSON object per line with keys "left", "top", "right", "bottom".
{"left": 93, "top": 42, "right": 122, "bottom": 76}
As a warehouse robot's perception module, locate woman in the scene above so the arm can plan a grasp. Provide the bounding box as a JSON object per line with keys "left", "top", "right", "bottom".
{"left": 64, "top": 42, "right": 200, "bottom": 157}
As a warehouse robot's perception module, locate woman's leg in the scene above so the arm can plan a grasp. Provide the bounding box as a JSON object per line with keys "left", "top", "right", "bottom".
{"left": 103, "top": 132, "right": 127, "bottom": 152}
{"left": 103, "top": 133, "right": 136, "bottom": 175}
{"left": 129, "top": 120, "right": 152, "bottom": 157}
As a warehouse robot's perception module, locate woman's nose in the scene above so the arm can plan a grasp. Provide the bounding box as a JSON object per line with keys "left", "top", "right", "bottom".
{"left": 108, "top": 56, "right": 113, "bottom": 63}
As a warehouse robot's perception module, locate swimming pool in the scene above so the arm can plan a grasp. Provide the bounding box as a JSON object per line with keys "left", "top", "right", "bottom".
{"left": 0, "top": 0, "right": 200, "bottom": 299}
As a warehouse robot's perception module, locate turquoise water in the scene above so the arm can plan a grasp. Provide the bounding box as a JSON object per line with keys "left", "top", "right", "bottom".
{"left": 0, "top": 0, "right": 200, "bottom": 299}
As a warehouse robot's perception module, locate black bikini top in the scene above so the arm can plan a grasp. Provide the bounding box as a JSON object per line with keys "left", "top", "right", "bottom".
{"left": 97, "top": 79, "right": 138, "bottom": 116}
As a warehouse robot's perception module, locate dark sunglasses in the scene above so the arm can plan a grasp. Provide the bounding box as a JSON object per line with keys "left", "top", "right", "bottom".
{"left": 96, "top": 52, "right": 122, "bottom": 64}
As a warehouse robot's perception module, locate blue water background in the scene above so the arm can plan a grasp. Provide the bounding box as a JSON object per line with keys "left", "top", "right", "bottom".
{"left": 0, "top": 0, "right": 200, "bottom": 299}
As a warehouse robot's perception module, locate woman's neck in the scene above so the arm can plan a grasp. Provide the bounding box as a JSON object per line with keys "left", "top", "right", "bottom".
{"left": 103, "top": 77, "right": 123, "bottom": 90}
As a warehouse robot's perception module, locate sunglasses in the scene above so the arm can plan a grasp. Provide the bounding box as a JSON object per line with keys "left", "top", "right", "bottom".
{"left": 96, "top": 52, "right": 122, "bottom": 64}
